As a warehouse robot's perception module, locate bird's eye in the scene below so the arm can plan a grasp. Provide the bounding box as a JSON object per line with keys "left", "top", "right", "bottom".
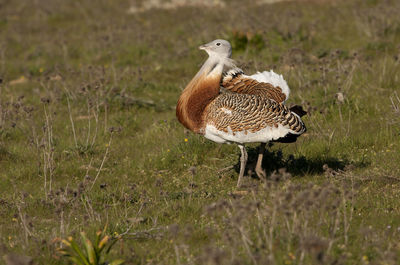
{"left": 216, "top": 42, "right": 221, "bottom": 46}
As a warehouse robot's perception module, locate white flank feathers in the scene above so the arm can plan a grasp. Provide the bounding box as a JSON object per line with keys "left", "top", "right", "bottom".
{"left": 204, "top": 123, "right": 294, "bottom": 144}
{"left": 247, "top": 70, "right": 290, "bottom": 100}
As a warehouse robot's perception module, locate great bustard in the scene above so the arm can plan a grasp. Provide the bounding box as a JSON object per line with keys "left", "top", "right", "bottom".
{"left": 176, "top": 39, "right": 306, "bottom": 187}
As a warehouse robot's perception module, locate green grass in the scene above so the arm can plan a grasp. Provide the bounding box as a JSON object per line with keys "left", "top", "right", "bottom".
{"left": 1, "top": 0, "right": 400, "bottom": 264}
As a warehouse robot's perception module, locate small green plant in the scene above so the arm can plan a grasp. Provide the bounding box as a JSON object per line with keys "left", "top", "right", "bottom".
{"left": 58, "top": 226, "right": 124, "bottom": 265}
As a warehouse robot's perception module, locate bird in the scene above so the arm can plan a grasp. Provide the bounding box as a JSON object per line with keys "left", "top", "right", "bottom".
{"left": 176, "top": 39, "right": 306, "bottom": 187}
{"left": 220, "top": 57, "right": 307, "bottom": 179}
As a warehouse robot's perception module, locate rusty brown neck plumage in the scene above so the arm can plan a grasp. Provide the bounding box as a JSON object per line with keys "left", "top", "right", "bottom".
{"left": 176, "top": 57, "right": 224, "bottom": 133}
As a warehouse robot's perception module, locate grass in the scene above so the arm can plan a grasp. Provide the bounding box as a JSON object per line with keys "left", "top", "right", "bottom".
{"left": 1, "top": 0, "right": 400, "bottom": 264}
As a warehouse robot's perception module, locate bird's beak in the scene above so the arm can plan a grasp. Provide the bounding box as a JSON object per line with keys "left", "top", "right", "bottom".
{"left": 199, "top": 44, "right": 207, "bottom": 50}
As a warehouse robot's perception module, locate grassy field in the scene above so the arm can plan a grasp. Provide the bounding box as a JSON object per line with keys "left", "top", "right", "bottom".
{"left": 1, "top": 0, "right": 400, "bottom": 264}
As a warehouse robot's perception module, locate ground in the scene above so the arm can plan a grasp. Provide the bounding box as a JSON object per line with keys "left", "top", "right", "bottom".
{"left": 0, "top": 0, "right": 400, "bottom": 264}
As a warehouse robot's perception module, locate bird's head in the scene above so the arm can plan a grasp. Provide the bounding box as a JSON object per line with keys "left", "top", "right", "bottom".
{"left": 199, "top": 39, "right": 232, "bottom": 59}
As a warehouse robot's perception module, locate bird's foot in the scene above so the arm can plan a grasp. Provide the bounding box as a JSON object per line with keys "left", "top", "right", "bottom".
{"left": 255, "top": 166, "right": 267, "bottom": 180}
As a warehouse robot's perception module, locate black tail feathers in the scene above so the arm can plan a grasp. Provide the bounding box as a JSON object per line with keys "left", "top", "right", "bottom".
{"left": 289, "top": 104, "right": 307, "bottom": 117}
{"left": 273, "top": 104, "right": 307, "bottom": 143}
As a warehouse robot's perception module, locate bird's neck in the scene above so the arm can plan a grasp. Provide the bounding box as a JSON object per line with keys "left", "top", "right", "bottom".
{"left": 176, "top": 57, "right": 224, "bottom": 133}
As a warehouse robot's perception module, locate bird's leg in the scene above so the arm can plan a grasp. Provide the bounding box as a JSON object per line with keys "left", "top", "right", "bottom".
{"left": 255, "top": 143, "right": 267, "bottom": 180}
{"left": 237, "top": 144, "right": 248, "bottom": 188}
